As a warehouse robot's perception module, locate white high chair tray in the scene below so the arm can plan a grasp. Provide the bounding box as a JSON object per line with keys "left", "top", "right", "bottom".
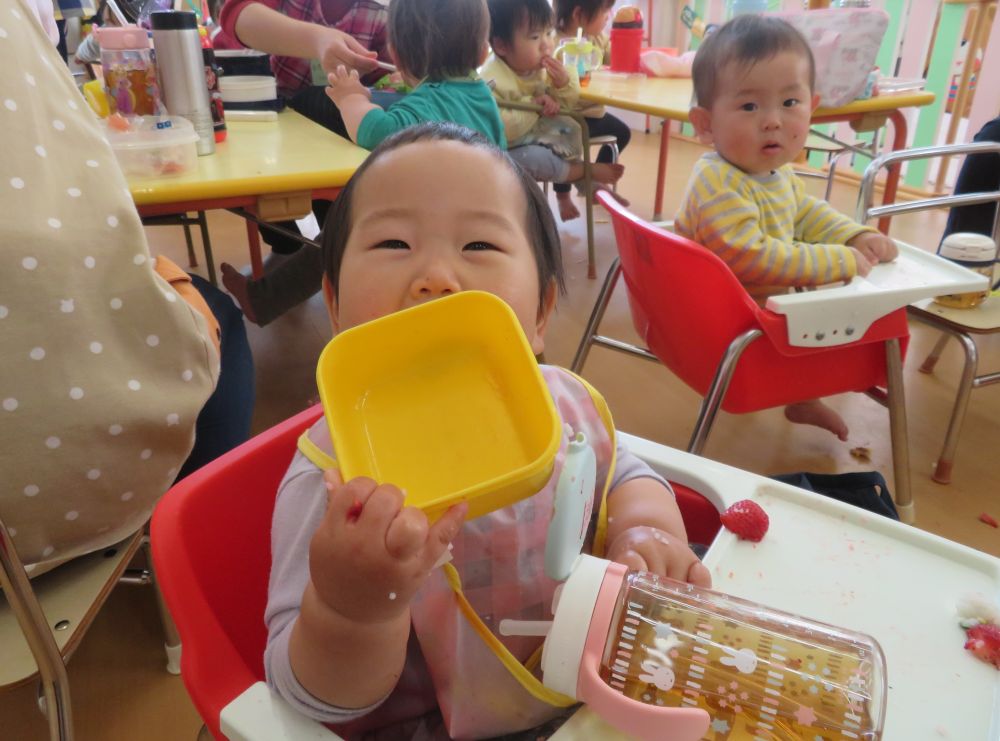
{"left": 703, "top": 483, "right": 1000, "bottom": 740}
{"left": 766, "top": 241, "right": 989, "bottom": 348}
{"left": 553, "top": 435, "right": 1000, "bottom": 741}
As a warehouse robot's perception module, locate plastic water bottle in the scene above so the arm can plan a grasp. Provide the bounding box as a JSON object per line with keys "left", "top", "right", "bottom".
{"left": 95, "top": 25, "right": 163, "bottom": 117}
{"left": 726, "top": 0, "right": 768, "bottom": 19}
{"left": 540, "top": 554, "right": 888, "bottom": 741}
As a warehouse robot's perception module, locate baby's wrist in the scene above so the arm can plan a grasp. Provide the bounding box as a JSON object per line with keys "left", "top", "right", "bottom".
{"left": 305, "top": 578, "right": 409, "bottom": 627}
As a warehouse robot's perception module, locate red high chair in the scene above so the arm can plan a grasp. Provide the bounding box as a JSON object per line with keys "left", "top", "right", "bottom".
{"left": 573, "top": 191, "right": 914, "bottom": 520}
{"left": 151, "top": 404, "right": 720, "bottom": 740}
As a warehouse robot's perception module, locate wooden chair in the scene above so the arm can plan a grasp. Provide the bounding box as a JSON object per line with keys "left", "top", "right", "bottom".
{"left": 0, "top": 517, "right": 175, "bottom": 741}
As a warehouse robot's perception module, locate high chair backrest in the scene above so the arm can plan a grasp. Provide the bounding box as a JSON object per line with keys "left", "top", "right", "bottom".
{"left": 150, "top": 404, "right": 323, "bottom": 740}
{"left": 598, "top": 191, "right": 765, "bottom": 394}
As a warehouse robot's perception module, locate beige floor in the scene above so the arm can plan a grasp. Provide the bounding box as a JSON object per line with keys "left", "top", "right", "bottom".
{"left": 2, "top": 128, "right": 999, "bottom": 740}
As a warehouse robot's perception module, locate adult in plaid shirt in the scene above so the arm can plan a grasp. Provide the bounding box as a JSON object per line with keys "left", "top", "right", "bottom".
{"left": 218, "top": 0, "right": 390, "bottom": 132}
{"left": 217, "top": 0, "right": 392, "bottom": 260}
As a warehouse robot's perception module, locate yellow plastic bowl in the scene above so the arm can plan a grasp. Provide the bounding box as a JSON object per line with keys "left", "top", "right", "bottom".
{"left": 317, "top": 291, "right": 561, "bottom": 521}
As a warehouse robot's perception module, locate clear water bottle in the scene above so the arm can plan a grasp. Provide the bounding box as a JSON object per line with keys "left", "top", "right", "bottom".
{"left": 94, "top": 25, "right": 163, "bottom": 117}
{"left": 541, "top": 555, "right": 887, "bottom": 741}
{"left": 726, "top": 0, "right": 769, "bottom": 19}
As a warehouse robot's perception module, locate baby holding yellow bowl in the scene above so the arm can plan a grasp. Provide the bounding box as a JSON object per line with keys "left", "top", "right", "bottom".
{"left": 264, "top": 121, "right": 709, "bottom": 739}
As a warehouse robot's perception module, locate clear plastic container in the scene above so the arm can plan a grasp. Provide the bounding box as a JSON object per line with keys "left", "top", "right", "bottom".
{"left": 104, "top": 116, "right": 200, "bottom": 178}
{"left": 542, "top": 555, "right": 887, "bottom": 741}
{"left": 934, "top": 232, "right": 997, "bottom": 309}
{"left": 94, "top": 25, "right": 163, "bottom": 117}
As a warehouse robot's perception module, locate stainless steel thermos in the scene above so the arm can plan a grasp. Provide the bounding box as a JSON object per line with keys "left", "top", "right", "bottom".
{"left": 150, "top": 10, "right": 215, "bottom": 155}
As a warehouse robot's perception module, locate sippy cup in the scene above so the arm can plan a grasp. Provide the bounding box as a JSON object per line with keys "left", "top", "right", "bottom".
{"left": 541, "top": 554, "right": 887, "bottom": 741}
{"left": 556, "top": 30, "right": 603, "bottom": 87}
{"left": 934, "top": 232, "right": 997, "bottom": 309}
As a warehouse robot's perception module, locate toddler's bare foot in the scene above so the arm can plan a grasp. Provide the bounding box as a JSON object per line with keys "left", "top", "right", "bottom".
{"left": 556, "top": 192, "right": 581, "bottom": 221}
{"left": 220, "top": 262, "right": 258, "bottom": 325}
{"left": 594, "top": 183, "right": 630, "bottom": 208}
{"left": 784, "top": 400, "right": 849, "bottom": 441}
{"left": 591, "top": 162, "right": 625, "bottom": 186}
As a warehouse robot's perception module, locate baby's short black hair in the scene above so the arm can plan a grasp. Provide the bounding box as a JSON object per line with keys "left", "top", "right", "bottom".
{"left": 552, "top": 0, "right": 614, "bottom": 33}
{"left": 389, "top": 0, "right": 489, "bottom": 81}
{"left": 321, "top": 122, "right": 565, "bottom": 307}
{"left": 487, "top": 0, "right": 554, "bottom": 47}
{"left": 692, "top": 15, "right": 815, "bottom": 108}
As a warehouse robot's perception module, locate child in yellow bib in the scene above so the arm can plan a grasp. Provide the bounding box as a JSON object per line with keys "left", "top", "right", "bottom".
{"left": 264, "top": 122, "right": 709, "bottom": 739}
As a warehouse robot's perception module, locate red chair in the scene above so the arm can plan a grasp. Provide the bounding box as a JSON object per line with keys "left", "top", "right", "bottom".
{"left": 150, "top": 405, "right": 325, "bottom": 741}
{"left": 151, "top": 404, "right": 720, "bottom": 740}
{"left": 573, "top": 191, "right": 914, "bottom": 520}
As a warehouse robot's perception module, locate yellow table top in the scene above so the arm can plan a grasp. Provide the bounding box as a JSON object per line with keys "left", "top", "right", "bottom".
{"left": 128, "top": 111, "right": 369, "bottom": 207}
{"left": 580, "top": 71, "right": 936, "bottom": 122}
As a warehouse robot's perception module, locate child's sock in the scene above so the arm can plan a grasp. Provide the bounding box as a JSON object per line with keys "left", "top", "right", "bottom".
{"left": 784, "top": 400, "right": 849, "bottom": 441}
{"left": 556, "top": 191, "right": 581, "bottom": 221}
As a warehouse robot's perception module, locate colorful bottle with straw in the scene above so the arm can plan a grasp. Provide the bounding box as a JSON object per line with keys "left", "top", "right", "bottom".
{"left": 555, "top": 28, "right": 603, "bottom": 87}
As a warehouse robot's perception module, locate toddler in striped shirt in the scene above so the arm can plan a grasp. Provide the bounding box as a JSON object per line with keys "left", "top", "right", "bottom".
{"left": 675, "top": 15, "right": 897, "bottom": 441}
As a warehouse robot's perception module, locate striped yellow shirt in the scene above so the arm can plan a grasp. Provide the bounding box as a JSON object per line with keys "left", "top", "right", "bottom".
{"left": 675, "top": 153, "right": 874, "bottom": 301}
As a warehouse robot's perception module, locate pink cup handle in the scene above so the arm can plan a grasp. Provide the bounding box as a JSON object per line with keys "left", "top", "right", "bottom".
{"left": 576, "top": 567, "right": 710, "bottom": 741}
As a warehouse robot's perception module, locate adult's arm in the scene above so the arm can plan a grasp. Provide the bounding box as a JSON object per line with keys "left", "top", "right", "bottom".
{"left": 223, "top": 1, "right": 377, "bottom": 74}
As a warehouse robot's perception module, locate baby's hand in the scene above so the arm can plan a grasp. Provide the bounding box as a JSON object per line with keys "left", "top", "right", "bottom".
{"left": 541, "top": 56, "right": 570, "bottom": 89}
{"left": 848, "top": 231, "right": 899, "bottom": 264}
{"left": 848, "top": 247, "right": 874, "bottom": 278}
{"left": 308, "top": 469, "right": 467, "bottom": 624}
{"left": 606, "top": 526, "right": 712, "bottom": 587}
{"left": 534, "top": 93, "right": 560, "bottom": 117}
{"left": 325, "top": 65, "right": 371, "bottom": 107}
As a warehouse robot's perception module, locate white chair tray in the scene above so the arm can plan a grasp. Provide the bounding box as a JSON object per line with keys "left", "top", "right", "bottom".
{"left": 766, "top": 241, "right": 989, "bottom": 348}
{"left": 553, "top": 434, "right": 1000, "bottom": 741}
